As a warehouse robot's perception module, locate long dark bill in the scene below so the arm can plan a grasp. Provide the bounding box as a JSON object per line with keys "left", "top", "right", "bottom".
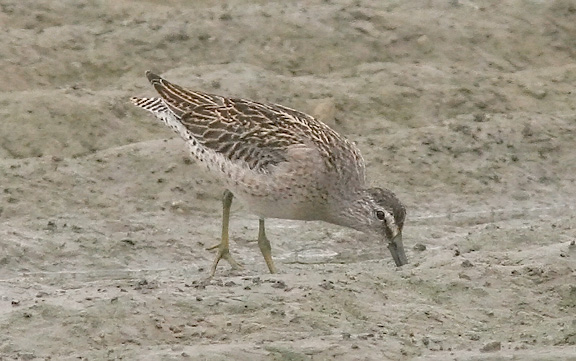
{"left": 388, "top": 232, "right": 408, "bottom": 266}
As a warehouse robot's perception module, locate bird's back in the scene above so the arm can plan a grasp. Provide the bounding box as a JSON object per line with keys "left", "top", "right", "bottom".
{"left": 131, "top": 71, "right": 367, "bottom": 220}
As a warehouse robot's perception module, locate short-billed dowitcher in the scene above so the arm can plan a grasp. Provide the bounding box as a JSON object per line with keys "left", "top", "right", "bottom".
{"left": 131, "top": 71, "right": 407, "bottom": 276}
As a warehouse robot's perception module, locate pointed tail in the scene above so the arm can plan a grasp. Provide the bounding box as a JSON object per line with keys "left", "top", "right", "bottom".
{"left": 145, "top": 70, "right": 163, "bottom": 85}
{"left": 130, "top": 96, "right": 168, "bottom": 114}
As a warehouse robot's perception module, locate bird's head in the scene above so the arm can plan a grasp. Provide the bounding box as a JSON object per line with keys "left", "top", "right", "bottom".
{"left": 366, "top": 187, "right": 407, "bottom": 266}
{"left": 338, "top": 187, "right": 407, "bottom": 266}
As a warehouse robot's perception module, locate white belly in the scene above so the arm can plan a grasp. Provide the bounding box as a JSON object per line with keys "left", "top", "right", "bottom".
{"left": 231, "top": 187, "right": 327, "bottom": 221}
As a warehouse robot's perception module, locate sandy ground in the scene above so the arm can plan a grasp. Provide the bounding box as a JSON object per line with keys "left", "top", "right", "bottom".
{"left": 1, "top": 0, "right": 576, "bottom": 360}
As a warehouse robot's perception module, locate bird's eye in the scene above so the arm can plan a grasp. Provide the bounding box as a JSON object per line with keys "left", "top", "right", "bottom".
{"left": 375, "top": 210, "right": 386, "bottom": 221}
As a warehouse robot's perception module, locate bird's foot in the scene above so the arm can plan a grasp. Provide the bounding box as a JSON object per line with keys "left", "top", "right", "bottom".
{"left": 206, "top": 242, "right": 243, "bottom": 277}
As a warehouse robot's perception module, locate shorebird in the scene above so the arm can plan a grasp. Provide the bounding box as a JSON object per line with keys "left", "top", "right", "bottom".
{"left": 131, "top": 71, "right": 407, "bottom": 276}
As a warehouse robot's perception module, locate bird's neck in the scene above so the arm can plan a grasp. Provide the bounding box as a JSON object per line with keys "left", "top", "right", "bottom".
{"left": 325, "top": 188, "right": 372, "bottom": 232}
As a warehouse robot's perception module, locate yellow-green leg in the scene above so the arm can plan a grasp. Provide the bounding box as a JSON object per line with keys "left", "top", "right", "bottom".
{"left": 258, "top": 218, "right": 277, "bottom": 274}
{"left": 207, "top": 189, "right": 242, "bottom": 277}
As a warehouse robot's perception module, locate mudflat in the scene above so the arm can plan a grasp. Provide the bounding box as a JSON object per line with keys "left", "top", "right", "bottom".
{"left": 1, "top": 1, "right": 575, "bottom": 360}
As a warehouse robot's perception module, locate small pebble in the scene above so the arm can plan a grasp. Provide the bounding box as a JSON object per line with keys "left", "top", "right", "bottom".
{"left": 19, "top": 353, "right": 35, "bottom": 361}
{"left": 413, "top": 243, "right": 427, "bottom": 252}
{"left": 480, "top": 341, "right": 501, "bottom": 352}
{"left": 271, "top": 280, "right": 286, "bottom": 289}
{"left": 461, "top": 260, "right": 474, "bottom": 268}
{"left": 422, "top": 336, "right": 430, "bottom": 346}
{"left": 319, "top": 280, "right": 335, "bottom": 290}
